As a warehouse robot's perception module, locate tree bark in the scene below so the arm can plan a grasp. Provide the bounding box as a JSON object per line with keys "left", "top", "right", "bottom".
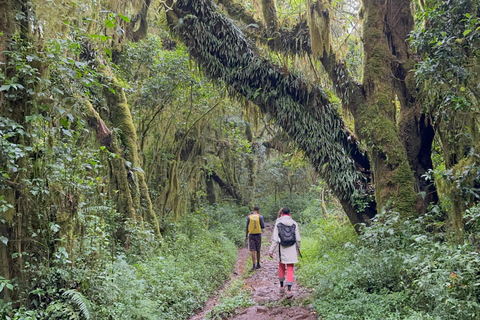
{"left": 100, "top": 66, "right": 161, "bottom": 236}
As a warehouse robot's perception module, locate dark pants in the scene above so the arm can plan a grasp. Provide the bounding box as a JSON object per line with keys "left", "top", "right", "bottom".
{"left": 249, "top": 233, "right": 261, "bottom": 252}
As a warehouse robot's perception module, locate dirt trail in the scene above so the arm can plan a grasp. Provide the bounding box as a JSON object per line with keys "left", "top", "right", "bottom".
{"left": 189, "top": 222, "right": 318, "bottom": 320}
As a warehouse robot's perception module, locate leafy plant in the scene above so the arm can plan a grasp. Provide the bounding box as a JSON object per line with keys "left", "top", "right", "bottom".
{"left": 205, "top": 279, "right": 255, "bottom": 320}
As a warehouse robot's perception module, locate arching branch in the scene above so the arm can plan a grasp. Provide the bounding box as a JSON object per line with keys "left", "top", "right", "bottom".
{"left": 167, "top": 0, "right": 376, "bottom": 228}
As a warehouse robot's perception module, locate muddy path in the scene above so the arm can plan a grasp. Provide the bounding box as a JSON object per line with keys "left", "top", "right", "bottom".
{"left": 189, "top": 222, "right": 319, "bottom": 320}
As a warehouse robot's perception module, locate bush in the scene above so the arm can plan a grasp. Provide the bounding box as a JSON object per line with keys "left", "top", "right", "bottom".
{"left": 203, "top": 203, "right": 249, "bottom": 247}
{"left": 0, "top": 211, "right": 238, "bottom": 320}
{"left": 299, "top": 208, "right": 480, "bottom": 320}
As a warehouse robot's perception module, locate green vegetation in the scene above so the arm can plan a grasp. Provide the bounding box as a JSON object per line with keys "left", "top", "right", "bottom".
{"left": 2, "top": 0, "right": 480, "bottom": 319}
{"left": 205, "top": 279, "right": 255, "bottom": 320}
{"left": 0, "top": 210, "right": 238, "bottom": 319}
{"left": 298, "top": 207, "right": 480, "bottom": 319}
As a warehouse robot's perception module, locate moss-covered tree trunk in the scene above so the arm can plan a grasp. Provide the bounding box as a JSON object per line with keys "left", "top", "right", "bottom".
{"left": 101, "top": 66, "right": 161, "bottom": 236}
{"left": 0, "top": 0, "right": 32, "bottom": 300}
{"left": 85, "top": 101, "right": 137, "bottom": 220}
{"left": 356, "top": 0, "right": 418, "bottom": 215}
{"left": 245, "top": 123, "right": 257, "bottom": 208}
{"left": 0, "top": 0, "right": 13, "bottom": 300}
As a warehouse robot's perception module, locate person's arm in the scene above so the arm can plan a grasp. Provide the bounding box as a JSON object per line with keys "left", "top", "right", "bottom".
{"left": 260, "top": 215, "right": 265, "bottom": 231}
{"left": 269, "top": 222, "right": 278, "bottom": 257}
{"left": 295, "top": 221, "right": 301, "bottom": 251}
{"left": 245, "top": 216, "right": 249, "bottom": 238}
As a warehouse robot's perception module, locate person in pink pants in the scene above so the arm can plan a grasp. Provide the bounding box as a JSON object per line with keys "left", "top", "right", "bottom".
{"left": 269, "top": 207, "right": 301, "bottom": 298}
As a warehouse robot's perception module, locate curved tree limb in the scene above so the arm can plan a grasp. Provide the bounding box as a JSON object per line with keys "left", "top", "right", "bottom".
{"left": 217, "top": 0, "right": 366, "bottom": 120}
{"left": 167, "top": 0, "right": 376, "bottom": 229}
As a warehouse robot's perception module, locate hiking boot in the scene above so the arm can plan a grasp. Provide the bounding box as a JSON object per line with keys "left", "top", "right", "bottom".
{"left": 256, "top": 263, "right": 261, "bottom": 269}
{"left": 251, "top": 265, "right": 256, "bottom": 271}
{"left": 286, "top": 291, "right": 293, "bottom": 299}
{"left": 279, "top": 287, "right": 285, "bottom": 294}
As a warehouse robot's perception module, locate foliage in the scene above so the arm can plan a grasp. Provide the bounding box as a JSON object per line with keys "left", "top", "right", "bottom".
{"left": 205, "top": 279, "right": 254, "bottom": 320}
{"left": 203, "top": 203, "right": 248, "bottom": 247}
{"left": 0, "top": 211, "right": 237, "bottom": 320}
{"left": 299, "top": 207, "right": 480, "bottom": 319}
{"left": 171, "top": 0, "right": 371, "bottom": 213}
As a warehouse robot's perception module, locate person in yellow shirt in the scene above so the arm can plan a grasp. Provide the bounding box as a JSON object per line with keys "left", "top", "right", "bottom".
{"left": 245, "top": 205, "right": 265, "bottom": 271}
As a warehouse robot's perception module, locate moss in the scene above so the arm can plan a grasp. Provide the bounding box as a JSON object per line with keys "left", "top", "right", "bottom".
{"left": 101, "top": 66, "right": 161, "bottom": 236}
{"left": 262, "top": 0, "right": 278, "bottom": 34}
{"left": 170, "top": 0, "right": 376, "bottom": 226}
{"left": 358, "top": 0, "right": 418, "bottom": 216}
{"left": 307, "top": 0, "right": 331, "bottom": 56}
{"left": 438, "top": 157, "right": 479, "bottom": 238}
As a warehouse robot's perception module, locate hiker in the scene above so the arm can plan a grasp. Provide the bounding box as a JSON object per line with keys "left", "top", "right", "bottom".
{"left": 245, "top": 205, "right": 265, "bottom": 271}
{"left": 269, "top": 207, "right": 301, "bottom": 298}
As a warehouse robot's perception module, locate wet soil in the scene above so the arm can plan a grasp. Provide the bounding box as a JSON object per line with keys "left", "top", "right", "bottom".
{"left": 189, "top": 223, "right": 319, "bottom": 320}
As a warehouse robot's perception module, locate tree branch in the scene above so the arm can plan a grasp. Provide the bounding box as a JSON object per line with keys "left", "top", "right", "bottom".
{"left": 168, "top": 0, "right": 376, "bottom": 226}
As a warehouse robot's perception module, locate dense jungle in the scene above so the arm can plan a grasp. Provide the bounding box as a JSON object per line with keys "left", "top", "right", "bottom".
{"left": 1, "top": 0, "right": 480, "bottom": 319}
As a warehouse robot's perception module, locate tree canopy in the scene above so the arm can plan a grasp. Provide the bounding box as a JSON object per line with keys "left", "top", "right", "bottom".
{"left": 1, "top": 0, "right": 480, "bottom": 318}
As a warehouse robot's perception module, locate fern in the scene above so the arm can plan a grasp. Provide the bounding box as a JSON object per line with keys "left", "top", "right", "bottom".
{"left": 63, "top": 289, "right": 91, "bottom": 320}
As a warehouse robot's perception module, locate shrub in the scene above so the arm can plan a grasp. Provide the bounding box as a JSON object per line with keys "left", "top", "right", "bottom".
{"left": 299, "top": 208, "right": 480, "bottom": 320}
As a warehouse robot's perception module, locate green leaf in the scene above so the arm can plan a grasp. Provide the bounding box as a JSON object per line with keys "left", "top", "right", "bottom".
{"left": 0, "top": 236, "right": 7, "bottom": 245}
{"left": 0, "top": 84, "right": 11, "bottom": 91}
{"left": 463, "top": 29, "right": 472, "bottom": 36}
{"left": 105, "top": 18, "right": 115, "bottom": 28}
{"left": 118, "top": 14, "right": 130, "bottom": 22}
{"left": 60, "top": 118, "right": 69, "bottom": 128}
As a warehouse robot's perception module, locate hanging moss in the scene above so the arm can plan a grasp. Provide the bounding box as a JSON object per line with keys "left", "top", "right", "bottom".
{"left": 168, "top": 0, "right": 376, "bottom": 226}
{"left": 101, "top": 66, "right": 161, "bottom": 236}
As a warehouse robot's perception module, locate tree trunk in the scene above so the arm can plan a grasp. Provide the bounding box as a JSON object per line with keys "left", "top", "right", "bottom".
{"left": 357, "top": 0, "right": 418, "bottom": 215}
{"left": 0, "top": 0, "right": 32, "bottom": 300}
{"left": 85, "top": 101, "right": 137, "bottom": 220}
{"left": 245, "top": 123, "right": 257, "bottom": 208}
{"left": 101, "top": 67, "right": 161, "bottom": 236}
{"left": 205, "top": 173, "right": 216, "bottom": 205}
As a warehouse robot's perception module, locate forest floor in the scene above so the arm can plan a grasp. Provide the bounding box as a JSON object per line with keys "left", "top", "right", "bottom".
{"left": 189, "top": 223, "right": 319, "bottom": 320}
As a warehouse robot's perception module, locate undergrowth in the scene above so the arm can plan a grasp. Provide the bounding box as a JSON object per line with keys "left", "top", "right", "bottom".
{"left": 0, "top": 204, "right": 243, "bottom": 320}
{"left": 205, "top": 279, "right": 254, "bottom": 320}
{"left": 298, "top": 206, "right": 480, "bottom": 320}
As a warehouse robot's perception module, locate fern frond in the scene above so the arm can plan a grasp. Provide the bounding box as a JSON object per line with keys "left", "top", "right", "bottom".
{"left": 63, "top": 289, "right": 91, "bottom": 320}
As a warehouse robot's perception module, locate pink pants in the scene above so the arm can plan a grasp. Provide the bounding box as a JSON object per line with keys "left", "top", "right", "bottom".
{"left": 278, "top": 262, "right": 294, "bottom": 286}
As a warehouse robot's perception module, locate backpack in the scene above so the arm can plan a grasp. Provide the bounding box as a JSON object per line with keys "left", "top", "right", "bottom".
{"left": 248, "top": 213, "right": 262, "bottom": 234}
{"left": 277, "top": 223, "right": 296, "bottom": 247}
